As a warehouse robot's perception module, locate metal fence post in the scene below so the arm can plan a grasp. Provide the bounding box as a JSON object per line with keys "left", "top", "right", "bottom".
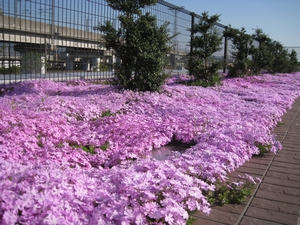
{"left": 189, "top": 12, "right": 195, "bottom": 75}
{"left": 1, "top": 0, "right": 233, "bottom": 85}
{"left": 190, "top": 12, "right": 195, "bottom": 55}
{"left": 223, "top": 26, "right": 228, "bottom": 73}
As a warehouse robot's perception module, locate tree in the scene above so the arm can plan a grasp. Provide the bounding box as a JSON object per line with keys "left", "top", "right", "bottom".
{"left": 21, "top": 52, "right": 45, "bottom": 74}
{"left": 223, "top": 27, "right": 255, "bottom": 77}
{"left": 94, "top": 0, "right": 172, "bottom": 92}
{"left": 267, "top": 41, "right": 290, "bottom": 73}
{"left": 186, "top": 12, "right": 223, "bottom": 86}
{"left": 104, "top": 0, "right": 157, "bottom": 16}
{"left": 287, "top": 49, "right": 299, "bottom": 72}
{"left": 252, "top": 28, "right": 299, "bottom": 74}
{"left": 251, "top": 28, "right": 273, "bottom": 74}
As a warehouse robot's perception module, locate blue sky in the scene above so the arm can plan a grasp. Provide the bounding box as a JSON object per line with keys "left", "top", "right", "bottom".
{"left": 169, "top": 0, "right": 300, "bottom": 47}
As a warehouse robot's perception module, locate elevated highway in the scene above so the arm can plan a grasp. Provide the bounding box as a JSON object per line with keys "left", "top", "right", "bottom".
{"left": 1, "top": 15, "right": 186, "bottom": 74}
{"left": 1, "top": 15, "right": 114, "bottom": 73}
{"left": 1, "top": 15, "right": 106, "bottom": 50}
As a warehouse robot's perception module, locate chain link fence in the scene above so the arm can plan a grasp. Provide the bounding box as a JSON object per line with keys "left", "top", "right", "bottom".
{"left": 0, "top": 0, "right": 287, "bottom": 85}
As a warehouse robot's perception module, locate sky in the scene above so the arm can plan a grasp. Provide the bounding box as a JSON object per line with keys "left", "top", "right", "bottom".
{"left": 168, "top": 0, "right": 300, "bottom": 47}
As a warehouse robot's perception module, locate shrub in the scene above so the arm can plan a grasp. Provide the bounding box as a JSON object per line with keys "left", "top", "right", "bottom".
{"left": 0, "top": 65, "right": 21, "bottom": 74}
{"left": 186, "top": 12, "right": 223, "bottom": 86}
{"left": 223, "top": 27, "right": 255, "bottom": 77}
{"left": 206, "top": 180, "right": 255, "bottom": 206}
{"left": 94, "top": 0, "right": 172, "bottom": 92}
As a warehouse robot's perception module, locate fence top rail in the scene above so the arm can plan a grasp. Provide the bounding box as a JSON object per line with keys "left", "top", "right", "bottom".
{"left": 159, "top": 0, "right": 228, "bottom": 29}
{"left": 194, "top": 13, "right": 227, "bottom": 29}
{"left": 158, "top": 0, "right": 191, "bottom": 14}
{"left": 285, "top": 46, "right": 300, "bottom": 48}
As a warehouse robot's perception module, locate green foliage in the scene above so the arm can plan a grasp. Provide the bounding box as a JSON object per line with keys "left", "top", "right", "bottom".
{"left": 101, "top": 110, "right": 116, "bottom": 117}
{"left": 36, "top": 134, "right": 44, "bottom": 148}
{"left": 69, "top": 143, "right": 97, "bottom": 155}
{"left": 90, "top": 79, "right": 114, "bottom": 85}
{"left": 276, "top": 121, "right": 285, "bottom": 127}
{"left": 37, "top": 141, "right": 44, "bottom": 148}
{"left": 94, "top": 0, "right": 172, "bottom": 92}
{"left": 81, "top": 145, "right": 96, "bottom": 155}
{"left": 254, "top": 142, "right": 272, "bottom": 156}
{"left": 251, "top": 28, "right": 273, "bottom": 74}
{"left": 186, "top": 211, "right": 197, "bottom": 225}
{"left": 94, "top": 62, "right": 110, "bottom": 72}
{"left": 90, "top": 110, "right": 120, "bottom": 121}
{"left": 69, "top": 140, "right": 110, "bottom": 154}
{"left": 185, "top": 74, "right": 221, "bottom": 87}
{"left": 287, "top": 49, "right": 299, "bottom": 72}
{"left": 21, "top": 52, "right": 45, "bottom": 74}
{"left": 206, "top": 180, "right": 255, "bottom": 206}
{"left": 252, "top": 28, "right": 299, "bottom": 74}
{"left": 56, "top": 143, "right": 64, "bottom": 148}
{"left": 0, "top": 65, "right": 21, "bottom": 75}
{"left": 267, "top": 41, "right": 290, "bottom": 74}
{"left": 227, "top": 58, "right": 253, "bottom": 77}
{"left": 106, "top": 0, "right": 157, "bottom": 16}
{"left": 224, "top": 27, "right": 255, "bottom": 77}
{"left": 100, "top": 141, "right": 110, "bottom": 151}
{"left": 186, "top": 12, "right": 223, "bottom": 86}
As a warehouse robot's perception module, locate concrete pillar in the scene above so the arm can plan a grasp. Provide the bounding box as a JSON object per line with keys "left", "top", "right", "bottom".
{"left": 112, "top": 55, "right": 116, "bottom": 64}
{"left": 170, "top": 54, "right": 177, "bottom": 70}
{"left": 41, "top": 57, "right": 46, "bottom": 74}
{"left": 92, "top": 58, "right": 100, "bottom": 71}
{"left": 3, "top": 61, "right": 9, "bottom": 68}
{"left": 66, "top": 57, "right": 74, "bottom": 70}
{"left": 82, "top": 58, "right": 91, "bottom": 71}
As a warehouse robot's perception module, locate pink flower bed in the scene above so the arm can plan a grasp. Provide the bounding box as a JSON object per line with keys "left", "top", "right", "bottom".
{"left": 1, "top": 73, "right": 300, "bottom": 224}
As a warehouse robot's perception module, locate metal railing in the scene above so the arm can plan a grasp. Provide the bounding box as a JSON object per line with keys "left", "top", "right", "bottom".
{"left": 0, "top": 0, "right": 230, "bottom": 85}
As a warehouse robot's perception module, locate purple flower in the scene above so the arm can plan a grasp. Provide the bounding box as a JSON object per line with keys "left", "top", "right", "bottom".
{"left": 1, "top": 73, "right": 300, "bottom": 224}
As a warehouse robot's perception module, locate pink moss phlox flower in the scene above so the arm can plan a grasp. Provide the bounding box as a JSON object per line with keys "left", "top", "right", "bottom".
{"left": 1, "top": 72, "right": 300, "bottom": 224}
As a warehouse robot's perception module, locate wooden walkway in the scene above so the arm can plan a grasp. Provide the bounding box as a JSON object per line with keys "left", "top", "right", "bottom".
{"left": 193, "top": 97, "right": 300, "bottom": 225}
